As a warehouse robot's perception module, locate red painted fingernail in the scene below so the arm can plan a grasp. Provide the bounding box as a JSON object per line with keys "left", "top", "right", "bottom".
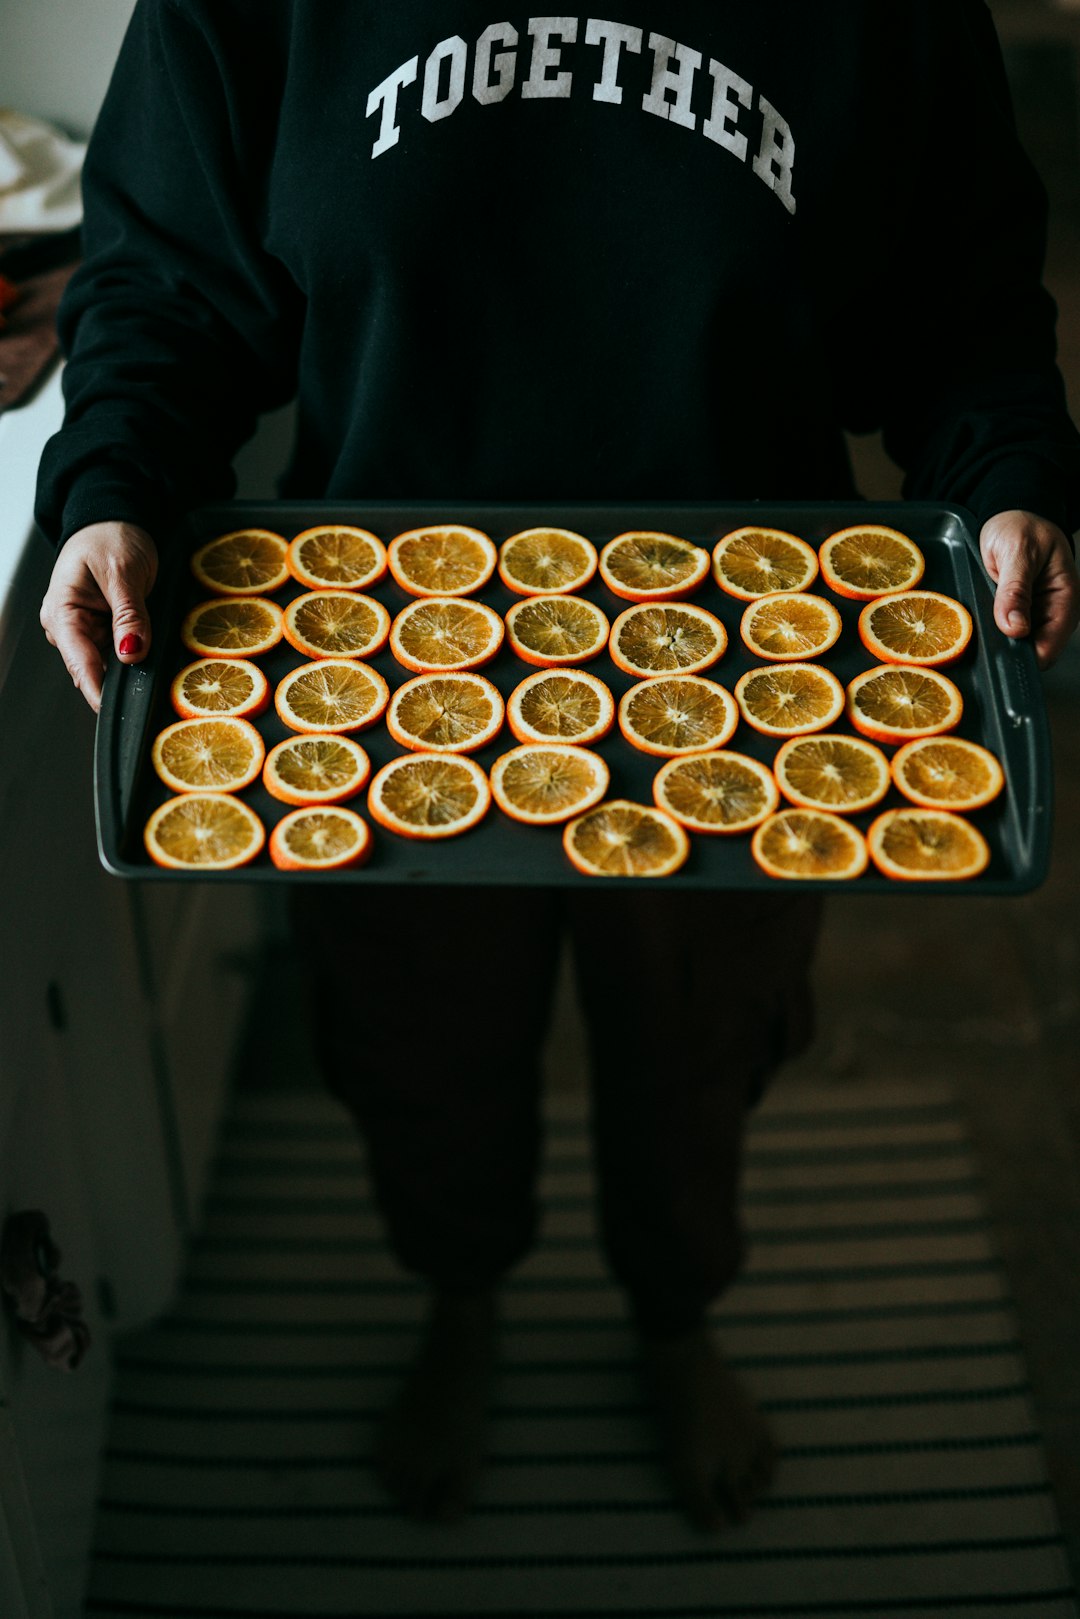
{"left": 118, "top": 633, "right": 142, "bottom": 656}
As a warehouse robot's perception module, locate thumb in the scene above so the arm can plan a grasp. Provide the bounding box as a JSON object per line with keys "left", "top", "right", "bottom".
{"left": 104, "top": 581, "right": 152, "bottom": 663}
{"left": 992, "top": 545, "right": 1035, "bottom": 638}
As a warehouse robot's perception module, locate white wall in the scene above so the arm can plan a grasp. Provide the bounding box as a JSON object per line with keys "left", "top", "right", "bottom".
{"left": 0, "top": 0, "right": 137, "bottom": 140}
{"left": 0, "top": 0, "right": 298, "bottom": 492}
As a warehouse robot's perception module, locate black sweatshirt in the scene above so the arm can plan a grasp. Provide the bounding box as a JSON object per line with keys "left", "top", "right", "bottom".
{"left": 34, "top": 1, "right": 1080, "bottom": 548}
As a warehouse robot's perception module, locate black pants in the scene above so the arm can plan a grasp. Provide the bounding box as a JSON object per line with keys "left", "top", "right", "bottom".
{"left": 288, "top": 885, "right": 824, "bottom": 1338}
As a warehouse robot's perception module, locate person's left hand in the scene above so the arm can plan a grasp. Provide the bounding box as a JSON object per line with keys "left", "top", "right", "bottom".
{"left": 980, "top": 509, "right": 1080, "bottom": 671}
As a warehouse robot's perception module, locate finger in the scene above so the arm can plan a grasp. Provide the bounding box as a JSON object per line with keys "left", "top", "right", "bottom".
{"left": 992, "top": 542, "right": 1038, "bottom": 638}
{"left": 1032, "top": 580, "right": 1080, "bottom": 669}
{"left": 97, "top": 565, "right": 152, "bottom": 663}
{"left": 53, "top": 616, "right": 107, "bottom": 713}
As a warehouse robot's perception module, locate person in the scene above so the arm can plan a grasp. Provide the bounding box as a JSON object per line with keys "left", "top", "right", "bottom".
{"left": 36, "top": 1, "right": 1080, "bottom": 1532}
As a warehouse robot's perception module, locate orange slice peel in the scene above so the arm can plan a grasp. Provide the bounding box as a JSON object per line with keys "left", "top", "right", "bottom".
{"left": 390, "top": 597, "right": 504, "bottom": 673}
{"left": 713, "top": 528, "right": 819, "bottom": 600}
{"left": 819, "top": 526, "right": 925, "bottom": 600}
{"left": 190, "top": 529, "right": 289, "bottom": 596}
{"left": 857, "top": 591, "right": 973, "bottom": 666}
{"left": 275, "top": 659, "right": 389, "bottom": 734}
{"left": 608, "top": 601, "right": 727, "bottom": 677}
{"left": 618, "top": 675, "right": 739, "bottom": 757}
{"left": 773, "top": 734, "right": 891, "bottom": 814}
{"left": 890, "top": 737, "right": 1004, "bottom": 811}
{"left": 507, "top": 668, "right": 615, "bottom": 746}
{"left": 867, "top": 807, "right": 990, "bottom": 880}
{"left": 286, "top": 526, "right": 387, "bottom": 591}
{"left": 505, "top": 594, "right": 609, "bottom": 667}
{"left": 170, "top": 658, "right": 269, "bottom": 720}
{"left": 735, "top": 663, "right": 845, "bottom": 736}
{"left": 652, "top": 750, "right": 779, "bottom": 833}
{"left": 144, "top": 793, "right": 265, "bottom": 870}
{"left": 151, "top": 716, "right": 265, "bottom": 794}
{"left": 386, "top": 672, "right": 505, "bottom": 753}
{"left": 740, "top": 592, "right": 842, "bottom": 661}
{"left": 181, "top": 597, "right": 284, "bottom": 658}
{"left": 268, "top": 805, "right": 373, "bottom": 870}
{"left": 263, "top": 735, "right": 371, "bottom": 806}
{"left": 368, "top": 752, "right": 490, "bottom": 839}
{"left": 751, "top": 809, "right": 868, "bottom": 880}
{"left": 563, "top": 799, "right": 690, "bottom": 876}
{"left": 598, "top": 532, "right": 710, "bottom": 601}
{"left": 490, "top": 744, "right": 609, "bottom": 824}
{"left": 282, "top": 591, "right": 391, "bottom": 660}
{"left": 846, "top": 664, "right": 962, "bottom": 744}
{"left": 387, "top": 525, "right": 496, "bottom": 597}
{"left": 498, "top": 528, "right": 597, "bottom": 596}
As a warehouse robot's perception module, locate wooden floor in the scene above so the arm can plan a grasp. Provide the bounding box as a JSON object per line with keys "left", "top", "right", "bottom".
{"left": 81, "top": 1079, "right": 1076, "bottom": 1617}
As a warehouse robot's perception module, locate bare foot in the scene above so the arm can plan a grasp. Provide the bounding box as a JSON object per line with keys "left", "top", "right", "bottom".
{"left": 373, "top": 1286, "right": 500, "bottom": 1524}
{"left": 636, "top": 1324, "right": 777, "bottom": 1532}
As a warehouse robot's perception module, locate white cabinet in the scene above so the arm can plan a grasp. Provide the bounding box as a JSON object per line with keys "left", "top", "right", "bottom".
{"left": 0, "top": 506, "right": 260, "bottom": 1616}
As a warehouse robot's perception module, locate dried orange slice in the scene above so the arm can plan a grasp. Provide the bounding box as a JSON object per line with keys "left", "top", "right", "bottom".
{"left": 390, "top": 597, "right": 504, "bottom": 673}
{"left": 735, "top": 664, "right": 845, "bottom": 736}
{"left": 505, "top": 595, "right": 609, "bottom": 667}
{"left": 286, "top": 525, "right": 387, "bottom": 590}
{"left": 387, "top": 525, "right": 496, "bottom": 597}
{"left": 507, "top": 669, "right": 615, "bottom": 745}
{"left": 653, "top": 750, "right": 778, "bottom": 833}
{"left": 498, "top": 528, "right": 597, "bottom": 596}
{"left": 847, "top": 664, "right": 962, "bottom": 744}
{"left": 275, "top": 659, "right": 389, "bottom": 734}
{"left": 751, "top": 809, "right": 868, "bottom": 880}
{"left": 858, "top": 591, "right": 973, "bottom": 666}
{"left": 564, "top": 799, "right": 690, "bottom": 877}
{"left": 144, "top": 793, "right": 264, "bottom": 870}
{"left": 819, "top": 526, "right": 925, "bottom": 600}
{"left": 890, "top": 737, "right": 1004, "bottom": 811}
{"left": 263, "top": 735, "right": 371, "bottom": 806}
{"left": 190, "top": 529, "right": 289, "bottom": 595}
{"left": 740, "top": 593, "right": 842, "bottom": 661}
{"left": 618, "top": 675, "right": 739, "bottom": 757}
{"left": 608, "top": 602, "right": 727, "bottom": 678}
{"left": 368, "top": 752, "right": 490, "bottom": 838}
{"left": 151, "top": 716, "right": 265, "bottom": 794}
{"left": 598, "top": 532, "right": 710, "bottom": 601}
{"left": 268, "top": 805, "right": 372, "bottom": 871}
{"left": 170, "top": 658, "right": 269, "bottom": 720}
{"left": 490, "top": 744, "right": 609, "bottom": 824}
{"left": 774, "top": 734, "right": 890, "bottom": 814}
{"left": 386, "top": 672, "right": 504, "bottom": 753}
{"left": 713, "top": 528, "right": 818, "bottom": 600}
{"left": 181, "top": 597, "right": 284, "bottom": 657}
{"left": 282, "top": 591, "right": 391, "bottom": 660}
{"left": 867, "top": 808, "right": 990, "bottom": 881}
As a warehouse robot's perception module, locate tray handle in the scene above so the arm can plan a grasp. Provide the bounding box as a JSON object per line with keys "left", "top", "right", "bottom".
{"left": 93, "top": 531, "right": 186, "bottom": 874}
{"left": 993, "top": 638, "right": 1039, "bottom": 729}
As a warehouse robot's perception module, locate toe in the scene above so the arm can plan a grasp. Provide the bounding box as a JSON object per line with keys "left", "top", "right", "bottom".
{"left": 724, "top": 1443, "right": 777, "bottom": 1524}
{"left": 750, "top": 1438, "right": 778, "bottom": 1497}
{"left": 401, "top": 1469, "right": 441, "bottom": 1520}
{"left": 674, "top": 1468, "right": 727, "bottom": 1533}
{"left": 430, "top": 1476, "right": 470, "bottom": 1524}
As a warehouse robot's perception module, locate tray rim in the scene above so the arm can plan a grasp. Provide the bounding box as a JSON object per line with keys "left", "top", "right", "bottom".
{"left": 94, "top": 498, "right": 1053, "bottom": 895}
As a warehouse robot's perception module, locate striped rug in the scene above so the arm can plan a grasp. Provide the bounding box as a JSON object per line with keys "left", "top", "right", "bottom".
{"left": 84, "top": 1079, "right": 1078, "bottom": 1618}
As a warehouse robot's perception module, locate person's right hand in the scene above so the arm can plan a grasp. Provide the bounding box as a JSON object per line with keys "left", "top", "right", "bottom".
{"left": 39, "top": 522, "right": 158, "bottom": 713}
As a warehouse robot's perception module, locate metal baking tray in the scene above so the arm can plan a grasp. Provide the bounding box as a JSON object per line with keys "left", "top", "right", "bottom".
{"left": 94, "top": 501, "right": 1052, "bottom": 892}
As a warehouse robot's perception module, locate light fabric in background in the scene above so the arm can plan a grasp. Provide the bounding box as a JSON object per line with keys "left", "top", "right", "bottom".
{"left": 0, "top": 109, "right": 83, "bottom": 230}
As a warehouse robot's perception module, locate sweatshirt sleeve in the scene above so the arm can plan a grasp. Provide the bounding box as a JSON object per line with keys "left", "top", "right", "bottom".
{"left": 871, "top": 1, "right": 1080, "bottom": 540}
{"left": 34, "top": 0, "right": 301, "bottom": 549}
